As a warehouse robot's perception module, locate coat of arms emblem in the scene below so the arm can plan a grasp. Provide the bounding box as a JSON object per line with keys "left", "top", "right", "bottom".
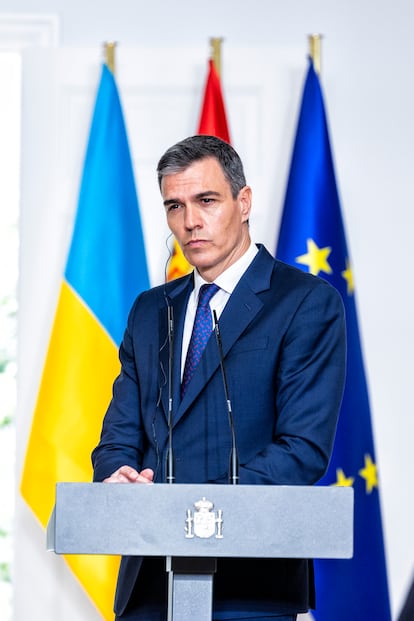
{"left": 185, "top": 497, "right": 223, "bottom": 539}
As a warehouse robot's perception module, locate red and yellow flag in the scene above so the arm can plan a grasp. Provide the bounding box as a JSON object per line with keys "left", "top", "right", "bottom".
{"left": 166, "top": 56, "right": 231, "bottom": 280}
{"left": 197, "top": 58, "right": 231, "bottom": 142}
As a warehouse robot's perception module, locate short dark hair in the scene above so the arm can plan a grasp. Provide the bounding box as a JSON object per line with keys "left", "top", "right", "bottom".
{"left": 157, "top": 135, "right": 247, "bottom": 199}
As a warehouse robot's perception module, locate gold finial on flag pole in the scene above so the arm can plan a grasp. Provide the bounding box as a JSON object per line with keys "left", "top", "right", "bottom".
{"left": 308, "top": 34, "right": 322, "bottom": 76}
{"left": 210, "top": 37, "right": 223, "bottom": 77}
{"left": 104, "top": 41, "right": 117, "bottom": 75}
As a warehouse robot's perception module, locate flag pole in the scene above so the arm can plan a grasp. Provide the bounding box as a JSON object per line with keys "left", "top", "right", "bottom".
{"left": 210, "top": 37, "right": 223, "bottom": 77}
{"left": 308, "top": 34, "right": 322, "bottom": 76}
{"left": 104, "top": 41, "right": 117, "bottom": 75}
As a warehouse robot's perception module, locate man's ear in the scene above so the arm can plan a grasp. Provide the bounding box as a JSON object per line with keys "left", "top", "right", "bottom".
{"left": 239, "top": 185, "right": 252, "bottom": 223}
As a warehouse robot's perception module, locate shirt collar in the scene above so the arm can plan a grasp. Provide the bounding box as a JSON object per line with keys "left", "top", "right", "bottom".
{"left": 193, "top": 242, "right": 258, "bottom": 297}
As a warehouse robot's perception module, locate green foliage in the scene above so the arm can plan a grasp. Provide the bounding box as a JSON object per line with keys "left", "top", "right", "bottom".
{"left": 0, "top": 562, "right": 11, "bottom": 583}
{"left": 0, "top": 416, "right": 12, "bottom": 429}
{"left": 0, "top": 293, "right": 17, "bottom": 375}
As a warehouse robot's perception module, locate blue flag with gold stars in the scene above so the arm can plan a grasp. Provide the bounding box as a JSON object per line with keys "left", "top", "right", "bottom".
{"left": 276, "top": 58, "right": 391, "bottom": 621}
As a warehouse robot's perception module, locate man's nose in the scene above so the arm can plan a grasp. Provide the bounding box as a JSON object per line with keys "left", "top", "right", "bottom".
{"left": 184, "top": 204, "right": 201, "bottom": 230}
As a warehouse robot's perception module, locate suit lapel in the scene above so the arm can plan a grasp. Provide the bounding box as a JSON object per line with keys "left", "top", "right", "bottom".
{"left": 158, "top": 275, "right": 193, "bottom": 424}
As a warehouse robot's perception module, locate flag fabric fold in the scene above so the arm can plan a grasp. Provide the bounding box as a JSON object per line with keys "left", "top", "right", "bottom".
{"left": 197, "top": 58, "right": 231, "bottom": 143}
{"left": 276, "top": 58, "right": 391, "bottom": 621}
{"left": 167, "top": 57, "right": 231, "bottom": 281}
{"left": 21, "top": 63, "right": 149, "bottom": 620}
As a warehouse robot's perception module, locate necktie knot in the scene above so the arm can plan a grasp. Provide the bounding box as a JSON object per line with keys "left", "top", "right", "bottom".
{"left": 198, "top": 283, "right": 220, "bottom": 308}
{"left": 181, "top": 283, "right": 219, "bottom": 396}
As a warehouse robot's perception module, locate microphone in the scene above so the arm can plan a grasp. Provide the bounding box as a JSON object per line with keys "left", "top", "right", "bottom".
{"left": 164, "top": 295, "right": 175, "bottom": 484}
{"left": 213, "top": 310, "right": 239, "bottom": 485}
{"left": 163, "top": 236, "right": 175, "bottom": 484}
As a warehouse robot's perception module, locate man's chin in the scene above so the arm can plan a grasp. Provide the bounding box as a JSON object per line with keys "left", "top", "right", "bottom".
{"left": 183, "top": 247, "right": 210, "bottom": 267}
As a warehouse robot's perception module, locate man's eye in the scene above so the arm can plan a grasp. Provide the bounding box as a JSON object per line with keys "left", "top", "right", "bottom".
{"left": 167, "top": 203, "right": 180, "bottom": 212}
{"left": 201, "top": 198, "right": 214, "bottom": 205}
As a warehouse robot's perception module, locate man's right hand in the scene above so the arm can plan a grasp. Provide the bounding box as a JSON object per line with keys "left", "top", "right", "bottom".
{"left": 103, "top": 465, "right": 154, "bottom": 484}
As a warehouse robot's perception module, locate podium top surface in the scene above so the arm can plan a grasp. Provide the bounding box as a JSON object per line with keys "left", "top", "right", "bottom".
{"left": 48, "top": 482, "right": 353, "bottom": 559}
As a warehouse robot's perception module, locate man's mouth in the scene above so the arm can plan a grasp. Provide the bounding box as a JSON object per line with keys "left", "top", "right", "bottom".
{"left": 186, "top": 239, "right": 209, "bottom": 248}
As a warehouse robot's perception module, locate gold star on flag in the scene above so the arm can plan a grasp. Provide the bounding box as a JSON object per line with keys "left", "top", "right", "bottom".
{"left": 359, "top": 454, "right": 378, "bottom": 493}
{"left": 342, "top": 259, "right": 354, "bottom": 295}
{"left": 334, "top": 468, "right": 354, "bottom": 487}
{"left": 296, "top": 239, "right": 332, "bottom": 276}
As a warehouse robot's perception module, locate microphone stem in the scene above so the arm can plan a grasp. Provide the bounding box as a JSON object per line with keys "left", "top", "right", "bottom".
{"left": 166, "top": 304, "right": 175, "bottom": 483}
{"left": 213, "top": 311, "right": 239, "bottom": 485}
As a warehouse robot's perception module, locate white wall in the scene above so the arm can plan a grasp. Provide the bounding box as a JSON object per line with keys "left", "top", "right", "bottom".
{"left": 3, "top": 1, "right": 414, "bottom": 619}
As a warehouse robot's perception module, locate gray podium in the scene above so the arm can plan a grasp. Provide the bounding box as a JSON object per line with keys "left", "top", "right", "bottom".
{"left": 47, "top": 483, "right": 353, "bottom": 621}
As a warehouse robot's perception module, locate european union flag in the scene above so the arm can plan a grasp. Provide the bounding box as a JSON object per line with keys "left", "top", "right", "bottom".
{"left": 276, "top": 58, "right": 391, "bottom": 621}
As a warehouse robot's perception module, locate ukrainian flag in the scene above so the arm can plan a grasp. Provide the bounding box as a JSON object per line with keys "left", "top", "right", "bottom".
{"left": 21, "top": 63, "right": 149, "bottom": 619}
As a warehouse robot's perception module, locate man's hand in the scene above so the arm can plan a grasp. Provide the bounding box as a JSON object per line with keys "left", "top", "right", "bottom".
{"left": 103, "top": 465, "right": 154, "bottom": 484}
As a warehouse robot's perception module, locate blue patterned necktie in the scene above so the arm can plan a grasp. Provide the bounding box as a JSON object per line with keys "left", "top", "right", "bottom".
{"left": 181, "top": 283, "right": 219, "bottom": 397}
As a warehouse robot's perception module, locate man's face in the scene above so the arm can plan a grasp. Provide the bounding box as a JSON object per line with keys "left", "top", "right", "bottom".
{"left": 162, "top": 157, "right": 252, "bottom": 282}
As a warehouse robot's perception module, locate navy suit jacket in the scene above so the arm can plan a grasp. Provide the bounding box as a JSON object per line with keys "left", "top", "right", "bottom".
{"left": 92, "top": 244, "right": 346, "bottom": 617}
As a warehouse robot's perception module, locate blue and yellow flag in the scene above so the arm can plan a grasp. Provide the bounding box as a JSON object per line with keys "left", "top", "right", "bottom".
{"left": 21, "top": 63, "right": 149, "bottom": 619}
{"left": 276, "top": 58, "right": 391, "bottom": 621}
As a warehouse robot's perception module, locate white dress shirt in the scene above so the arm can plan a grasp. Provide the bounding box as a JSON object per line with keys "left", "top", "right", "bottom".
{"left": 181, "top": 242, "right": 258, "bottom": 378}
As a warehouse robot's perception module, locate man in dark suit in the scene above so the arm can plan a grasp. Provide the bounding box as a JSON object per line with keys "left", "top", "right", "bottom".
{"left": 92, "top": 135, "right": 346, "bottom": 621}
{"left": 398, "top": 575, "right": 414, "bottom": 621}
